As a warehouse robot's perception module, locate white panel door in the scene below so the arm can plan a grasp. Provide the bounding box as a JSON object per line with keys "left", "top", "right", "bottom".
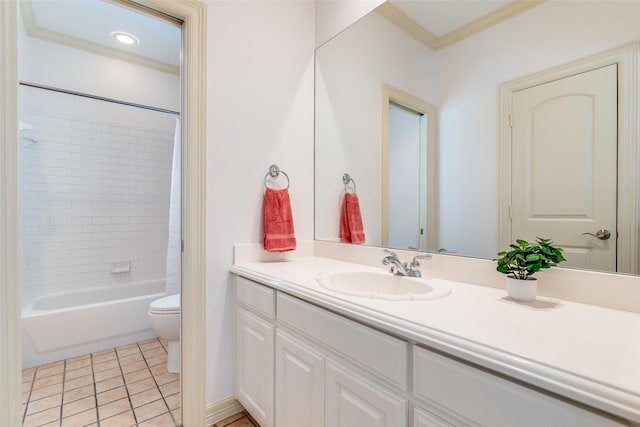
{"left": 511, "top": 64, "right": 617, "bottom": 271}
{"left": 275, "top": 329, "right": 325, "bottom": 427}
{"left": 236, "top": 307, "right": 274, "bottom": 427}
{"left": 325, "top": 358, "right": 407, "bottom": 427}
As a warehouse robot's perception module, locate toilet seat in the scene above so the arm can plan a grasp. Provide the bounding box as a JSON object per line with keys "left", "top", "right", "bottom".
{"left": 149, "top": 294, "right": 180, "bottom": 314}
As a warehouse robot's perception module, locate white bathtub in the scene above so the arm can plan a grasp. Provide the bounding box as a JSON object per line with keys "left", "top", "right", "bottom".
{"left": 22, "top": 280, "right": 168, "bottom": 368}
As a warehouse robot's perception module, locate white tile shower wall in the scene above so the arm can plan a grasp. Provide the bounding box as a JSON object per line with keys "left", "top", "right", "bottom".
{"left": 18, "top": 108, "right": 174, "bottom": 304}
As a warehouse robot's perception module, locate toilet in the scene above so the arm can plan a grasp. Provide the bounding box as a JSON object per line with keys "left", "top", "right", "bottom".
{"left": 148, "top": 293, "right": 180, "bottom": 373}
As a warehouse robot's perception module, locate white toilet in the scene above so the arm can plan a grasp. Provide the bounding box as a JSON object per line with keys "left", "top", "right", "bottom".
{"left": 148, "top": 293, "right": 180, "bottom": 373}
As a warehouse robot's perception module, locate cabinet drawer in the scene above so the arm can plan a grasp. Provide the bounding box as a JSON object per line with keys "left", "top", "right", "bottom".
{"left": 277, "top": 293, "right": 408, "bottom": 390}
{"left": 413, "top": 346, "right": 627, "bottom": 427}
{"left": 235, "top": 276, "right": 275, "bottom": 319}
{"left": 413, "top": 406, "right": 457, "bottom": 427}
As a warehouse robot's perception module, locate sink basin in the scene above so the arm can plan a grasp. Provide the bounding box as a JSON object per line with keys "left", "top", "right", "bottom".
{"left": 315, "top": 271, "right": 451, "bottom": 301}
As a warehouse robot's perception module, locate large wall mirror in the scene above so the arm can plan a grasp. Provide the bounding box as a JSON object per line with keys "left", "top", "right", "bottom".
{"left": 315, "top": 0, "right": 640, "bottom": 275}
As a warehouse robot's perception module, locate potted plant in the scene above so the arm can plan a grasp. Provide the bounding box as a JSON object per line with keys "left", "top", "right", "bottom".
{"left": 495, "top": 237, "right": 565, "bottom": 302}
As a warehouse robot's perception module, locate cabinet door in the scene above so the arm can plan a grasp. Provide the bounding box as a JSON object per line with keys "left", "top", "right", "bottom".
{"left": 325, "top": 358, "right": 407, "bottom": 427}
{"left": 236, "top": 307, "right": 274, "bottom": 427}
{"left": 275, "top": 329, "right": 324, "bottom": 427}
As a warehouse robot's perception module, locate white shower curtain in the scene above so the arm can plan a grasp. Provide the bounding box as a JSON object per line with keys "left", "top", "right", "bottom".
{"left": 165, "top": 118, "right": 181, "bottom": 295}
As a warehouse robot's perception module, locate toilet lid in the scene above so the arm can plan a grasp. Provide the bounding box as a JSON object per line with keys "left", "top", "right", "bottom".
{"left": 150, "top": 294, "right": 180, "bottom": 313}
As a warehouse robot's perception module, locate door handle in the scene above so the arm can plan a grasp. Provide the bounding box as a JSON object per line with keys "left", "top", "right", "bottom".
{"left": 581, "top": 229, "right": 611, "bottom": 240}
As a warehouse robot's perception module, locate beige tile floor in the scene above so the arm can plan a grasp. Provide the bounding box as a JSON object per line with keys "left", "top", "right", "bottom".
{"left": 210, "top": 411, "right": 260, "bottom": 427}
{"left": 22, "top": 338, "right": 180, "bottom": 427}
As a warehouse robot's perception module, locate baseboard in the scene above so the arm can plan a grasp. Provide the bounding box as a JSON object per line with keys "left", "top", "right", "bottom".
{"left": 205, "top": 397, "right": 245, "bottom": 426}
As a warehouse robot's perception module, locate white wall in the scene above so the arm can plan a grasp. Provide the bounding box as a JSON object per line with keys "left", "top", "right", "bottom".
{"left": 315, "top": 11, "right": 436, "bottom": 245}
{"left": 435, "top": 0, "right": 640, "bottom": 258}
{"left": 204, "top": 0, "right": 315, "bottom": 404}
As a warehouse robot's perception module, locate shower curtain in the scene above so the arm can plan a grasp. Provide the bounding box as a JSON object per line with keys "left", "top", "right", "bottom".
{"left": 165, "top": 118, "right": 181, "bottom": 295}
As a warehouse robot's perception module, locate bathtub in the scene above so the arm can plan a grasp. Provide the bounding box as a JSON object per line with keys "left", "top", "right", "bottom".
{"left": 22, "top": 280, "right": 168, "bottom": 368}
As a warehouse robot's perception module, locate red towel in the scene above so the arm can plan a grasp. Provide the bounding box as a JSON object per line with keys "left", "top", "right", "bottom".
{"left": 340, "top": 192, "right": 365, "bottom": 244}
{"left": 263, "top": 187, "right": 296, "bottom": 252}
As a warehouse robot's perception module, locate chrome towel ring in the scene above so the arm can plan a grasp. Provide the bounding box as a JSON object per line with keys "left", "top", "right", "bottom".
{"left": 343, "top": 173, "right": 357, "bottom": 193}
{"left": 264, "top": 164, "right": 290, "bottom": 189}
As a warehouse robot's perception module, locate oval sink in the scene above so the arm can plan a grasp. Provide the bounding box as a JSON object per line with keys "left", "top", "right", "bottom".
{"left": 315, "top": 271, "right": 451, "bottom": 301}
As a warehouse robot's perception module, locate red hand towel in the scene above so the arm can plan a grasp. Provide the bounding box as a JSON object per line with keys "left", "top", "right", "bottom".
{"left": 340, "top": 192, "right": 365, "bottom": 244}
{"left": 263, "top": 187, "right": 296, "bottom": 252}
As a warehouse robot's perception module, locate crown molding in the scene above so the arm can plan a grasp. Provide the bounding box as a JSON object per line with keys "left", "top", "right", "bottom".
{"left": 376, "top": 0, "right": 546, "bottom": 51}
{"left": 374, "top": 2, "right": 438, "bottom": 50}
{"left": 20, "top": 0, "right": 179, "bottom": 75}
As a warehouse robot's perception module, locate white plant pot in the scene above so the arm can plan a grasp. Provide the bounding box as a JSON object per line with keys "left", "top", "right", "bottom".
{"left": 506, "top": 276, "right": 537, "bottom": 302}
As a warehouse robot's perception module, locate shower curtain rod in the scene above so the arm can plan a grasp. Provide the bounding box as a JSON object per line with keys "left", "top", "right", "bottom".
{"left": 19, "top": 81, "right": 180, "bottom": 116}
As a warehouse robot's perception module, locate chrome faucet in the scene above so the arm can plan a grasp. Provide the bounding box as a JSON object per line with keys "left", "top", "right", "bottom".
{"left": 382, "top": 249, "right": 432, "bottom": 277}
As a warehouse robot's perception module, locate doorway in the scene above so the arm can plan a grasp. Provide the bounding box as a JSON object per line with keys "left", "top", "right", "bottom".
{"left": 1, "top": 1, "right": 206, "bottom": 426}
{"left": 381, "top": 83, "right": 438, "bottom": 252}
{"left": 19, "top": 1, "right": 181, "bottom": 424}
{"left": 387, "top": 102, "right": 425, "bottom": 250}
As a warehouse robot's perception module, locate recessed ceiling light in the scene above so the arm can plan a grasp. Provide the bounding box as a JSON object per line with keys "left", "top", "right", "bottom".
{"left": 111, "top": 31, "right": 139, "bottom": 45}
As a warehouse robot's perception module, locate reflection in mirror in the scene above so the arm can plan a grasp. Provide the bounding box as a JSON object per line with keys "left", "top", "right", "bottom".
{"left": 386, "top": 103, "right": 424, "bottom": 250}
{"left": 315, "top": 0, "right": 640, "bottom": 274}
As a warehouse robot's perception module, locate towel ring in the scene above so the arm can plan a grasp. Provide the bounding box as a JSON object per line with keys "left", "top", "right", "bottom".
{"left": 264, "top": 164, "right": 290, "bottom": 189}
{"left": 343, "top": 173, "right": 357, "bottom": 193}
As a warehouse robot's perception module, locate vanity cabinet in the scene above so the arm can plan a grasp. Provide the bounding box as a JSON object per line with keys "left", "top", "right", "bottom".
{"left": 234, "top": 275, "right": 631, "bottom": 427}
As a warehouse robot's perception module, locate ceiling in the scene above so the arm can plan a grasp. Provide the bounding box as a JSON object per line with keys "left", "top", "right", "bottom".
{"left": 21, "top": 0, "right": 181, "bottom": 74}
{"left": 384, "top": 0, "right": 543, "bottom": 50}
{"left": 21, "top": 0, "right": 537, "bottom": 68}
{"left": 390, "top": 0, "right": 512, "bottom": 37}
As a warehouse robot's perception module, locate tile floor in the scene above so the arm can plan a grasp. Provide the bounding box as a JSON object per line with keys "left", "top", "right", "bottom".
{"left": 21, "top": 338, "right": 180, "bottom": 427}
{"left": 210, "top": 411, "right": 260, "bottom": 427}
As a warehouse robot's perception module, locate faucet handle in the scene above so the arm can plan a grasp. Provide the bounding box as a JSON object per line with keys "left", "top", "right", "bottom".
{"left": 383, "top": 249, "right": 398, "bottom": 258}
{"left": 410, "top": 253, "right": 432, "bottom": 267}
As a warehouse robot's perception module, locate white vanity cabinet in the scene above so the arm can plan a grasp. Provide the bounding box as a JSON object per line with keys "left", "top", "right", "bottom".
{"left": 234, "top": 274, "right": 632, "bottom": 427}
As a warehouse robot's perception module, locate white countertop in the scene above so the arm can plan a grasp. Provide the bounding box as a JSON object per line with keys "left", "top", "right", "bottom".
{"left": 231, "top": 256, "right": 640, "bottom": 423}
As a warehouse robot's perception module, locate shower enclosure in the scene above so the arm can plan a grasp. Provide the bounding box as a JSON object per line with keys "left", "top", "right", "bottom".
{"left": 18, "top": 84, "right": 180, "bottom": 367}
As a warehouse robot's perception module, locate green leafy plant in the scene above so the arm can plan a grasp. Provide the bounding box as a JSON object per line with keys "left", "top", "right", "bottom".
{"left": 495, "top": 237, "right": 566, "bottom": 280}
